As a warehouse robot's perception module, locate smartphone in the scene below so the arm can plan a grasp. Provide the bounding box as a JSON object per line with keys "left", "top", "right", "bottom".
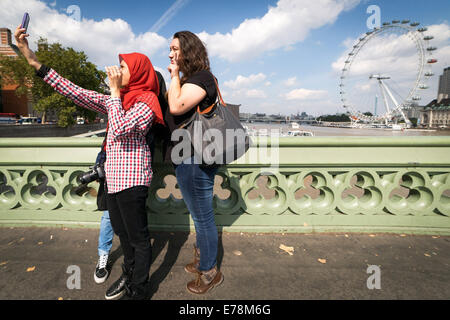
{"left": 21, "top": 13, "right": 30, "bottom": 32}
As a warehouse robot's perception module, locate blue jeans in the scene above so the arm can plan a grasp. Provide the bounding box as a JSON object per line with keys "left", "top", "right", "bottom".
{"left": 98, "top": 210, "right": 114, "bottom": 256}
{"left": 175, "top": 159, "right": 219, "bottom": 271}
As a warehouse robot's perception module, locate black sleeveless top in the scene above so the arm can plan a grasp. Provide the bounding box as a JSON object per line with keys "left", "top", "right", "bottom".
{"left": 164, "top": 70, "right": 218, "bottom": 163}
{"left": 171, "top": 70, "right": 217, "bottom": 127}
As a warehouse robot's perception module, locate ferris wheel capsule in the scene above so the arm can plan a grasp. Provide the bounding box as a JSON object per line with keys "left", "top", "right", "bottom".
{"left": 418, "top": 27, "right": 428, "bottom": 32}
{"left": 410, "top": 22, "right": 420, "bottom": 27}
{"left": 428, "top": 58, "right": 438, "bottom": 63}
{"left": 424, "top": 36, "right": 434, "bottom": 40}
{"left": 427, "top": 46, "right": 437, "bottom": 51}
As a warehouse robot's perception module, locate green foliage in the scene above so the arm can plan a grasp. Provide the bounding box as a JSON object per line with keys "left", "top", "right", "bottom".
{"left": 317, "top": 113, "right": 351, "bottom": 122}
{"left": 0, "top": 53, "right": 33, "bottom": 100}
{"left": 0, "top": 38, "right": 107, "bottom": 127}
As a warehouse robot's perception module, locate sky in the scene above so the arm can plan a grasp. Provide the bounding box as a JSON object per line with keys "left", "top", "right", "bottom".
{"left": 1, "top": 0, "right": 449, "bottom": 117}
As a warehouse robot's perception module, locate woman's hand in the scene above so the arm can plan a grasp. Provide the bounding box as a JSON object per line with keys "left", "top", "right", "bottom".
{"left": 167, "top": 52, "right": 180, "bottom": 79}
{"left": 105, "top": 66, "right": 122, "bottom": 98}
{"left": 13, "top": 25, "right": 41, "bottom": 70}
{"left": 14, "top": 25, "right": 29, "bottom": 49}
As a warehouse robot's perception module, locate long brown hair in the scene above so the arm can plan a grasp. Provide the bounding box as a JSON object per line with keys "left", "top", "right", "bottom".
{"left": 173, "top": 31, "right": 210, "bottom": 85}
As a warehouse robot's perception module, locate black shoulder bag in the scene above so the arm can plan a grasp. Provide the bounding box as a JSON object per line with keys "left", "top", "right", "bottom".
{"left": 178, "top": 75, "right": 251, "bottom": 165}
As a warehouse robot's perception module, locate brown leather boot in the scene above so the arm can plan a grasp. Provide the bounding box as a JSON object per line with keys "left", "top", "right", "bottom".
{"left": 186, "top": 266, "right": 224, "bottom": 295}
{"left": 184, "top": 245, "right": 200, "bottom": 274}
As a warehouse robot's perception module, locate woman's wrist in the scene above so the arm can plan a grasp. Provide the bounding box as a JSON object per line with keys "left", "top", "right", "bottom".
{"left": 110, "top": 88, "right": 121, "bottom": 98}
{"left": 168, "top": 76, "right": 180, "bottom": 93}
{"left": 29, "top": 60, "right": 42, "bottom": 71}
{"left": 170, "top": 71, "right": 180, "bottom": 80}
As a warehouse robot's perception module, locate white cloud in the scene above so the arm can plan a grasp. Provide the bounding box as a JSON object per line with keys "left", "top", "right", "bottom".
{"left": 222, "top": 73, "right": 269, "bottom": 100}
{"left": 284, "top": 88, "right": 328, "bottom": 100}
{"left": 223, "top": 73, "right": 267, "bottom": 89}
{"left": 245, "top": 89, "right": 267, "bottom": 99}
{"left": 333, "top": 31, "right": 426, "bottom": 78}
{"left": 0, "top": 0, "right": 168, "bottom": 68}
{"left": 198, "top": 0, "right": 360, "bottom": 62}
{"left": 284, "top": 77, "right": 298, "bottom": 87}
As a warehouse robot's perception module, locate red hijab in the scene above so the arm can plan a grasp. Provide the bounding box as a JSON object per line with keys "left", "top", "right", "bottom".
{"left": 118, "top": 52, "right": 164, "bottom": 125}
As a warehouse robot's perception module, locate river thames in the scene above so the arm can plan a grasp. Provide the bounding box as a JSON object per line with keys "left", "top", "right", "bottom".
{"left": 243, "top": 123, "right": 450, "bottom": 136}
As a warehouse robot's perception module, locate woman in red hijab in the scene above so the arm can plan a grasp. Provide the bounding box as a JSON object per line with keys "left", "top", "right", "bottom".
{"left": 15, "top": 26, "right": 163, "bottom": 300}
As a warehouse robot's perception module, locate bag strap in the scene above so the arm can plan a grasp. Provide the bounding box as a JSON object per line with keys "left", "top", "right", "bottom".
{"left": 197, "top": 102, "right": 216, "bottom": 115}
{"left": 196, "top": 72, "right": 226, "bottom": 114}
{"left": 212, "top": 75, "right": 226, "bottom": 106}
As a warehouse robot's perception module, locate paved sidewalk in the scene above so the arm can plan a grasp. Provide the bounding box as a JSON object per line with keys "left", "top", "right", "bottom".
{"left": 0, "top": 227, "right": 449, "bottom": 300}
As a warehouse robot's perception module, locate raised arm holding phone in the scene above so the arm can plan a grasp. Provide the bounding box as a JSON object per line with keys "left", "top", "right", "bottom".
{"left": 14, "top": 23, "right": 165, "bottom": 300}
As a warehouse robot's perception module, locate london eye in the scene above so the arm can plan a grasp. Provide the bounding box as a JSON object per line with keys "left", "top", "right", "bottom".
{"left": 339, "top": 20, "right": 437, "bottom": 127}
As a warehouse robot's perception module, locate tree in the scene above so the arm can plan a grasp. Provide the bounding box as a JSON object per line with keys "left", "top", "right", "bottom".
{"left": 0, "top": 38, "right": 107, "bottom": 127}
{"left": 317, "top": 113, "right": 351, "bottom": 122}
{"left": 409, "top": 118, "right": 418, "bottom": 127}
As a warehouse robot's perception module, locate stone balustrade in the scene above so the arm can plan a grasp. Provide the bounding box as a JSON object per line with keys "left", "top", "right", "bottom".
{"left": 0, "top": 136, "right": 449, "bottom": 234}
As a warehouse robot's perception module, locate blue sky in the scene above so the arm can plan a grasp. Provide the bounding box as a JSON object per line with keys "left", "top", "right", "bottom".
{"left": 1, "top": 0, "right": 449, "bottom": 116}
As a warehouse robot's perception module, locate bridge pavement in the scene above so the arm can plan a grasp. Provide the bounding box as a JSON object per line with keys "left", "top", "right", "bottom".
{"left": 0, "top": 226, "right": 449, "bottom": 300}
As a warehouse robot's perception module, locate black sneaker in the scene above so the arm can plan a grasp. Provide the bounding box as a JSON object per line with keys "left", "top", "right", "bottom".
{"left": 120, "top": 282, "right": 149, "bottom": 300}
{"left": 94, "top": 254, "right": 109, "bottom": 284}
{"left": 105, "top": 265, "right": 132, "bottom": 300}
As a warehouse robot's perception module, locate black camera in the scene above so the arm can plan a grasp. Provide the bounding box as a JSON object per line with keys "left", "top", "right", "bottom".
{"left": 78, "top": 163, "right": 105, "bottom": 185}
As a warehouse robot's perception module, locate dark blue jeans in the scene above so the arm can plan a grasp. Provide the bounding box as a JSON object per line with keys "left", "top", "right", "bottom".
{"left": 175, "top": 159, "right": 219, "bottom": 271}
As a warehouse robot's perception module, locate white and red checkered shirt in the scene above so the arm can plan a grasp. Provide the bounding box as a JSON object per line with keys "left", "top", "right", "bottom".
{"left": 43, "top": 69, "right": 155, "bottom": 194}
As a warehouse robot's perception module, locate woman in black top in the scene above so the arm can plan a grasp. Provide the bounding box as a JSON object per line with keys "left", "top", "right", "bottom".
{"left": 167, "top": 31, "right": 224, "bottom": 294}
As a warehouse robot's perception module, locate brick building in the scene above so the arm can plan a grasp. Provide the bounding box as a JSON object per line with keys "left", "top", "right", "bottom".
{"left": 0, "top": 28, "right": 33, "bottom": 116}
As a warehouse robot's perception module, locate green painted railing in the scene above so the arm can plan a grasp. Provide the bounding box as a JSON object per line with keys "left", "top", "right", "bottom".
{"left": 0, "top": 137, "right": 449, "bottom": 234}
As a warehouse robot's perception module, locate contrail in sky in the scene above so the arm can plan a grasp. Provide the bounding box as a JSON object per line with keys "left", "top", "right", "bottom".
{"left": 150, "top": 0, "right": 190, "bottom": 33}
